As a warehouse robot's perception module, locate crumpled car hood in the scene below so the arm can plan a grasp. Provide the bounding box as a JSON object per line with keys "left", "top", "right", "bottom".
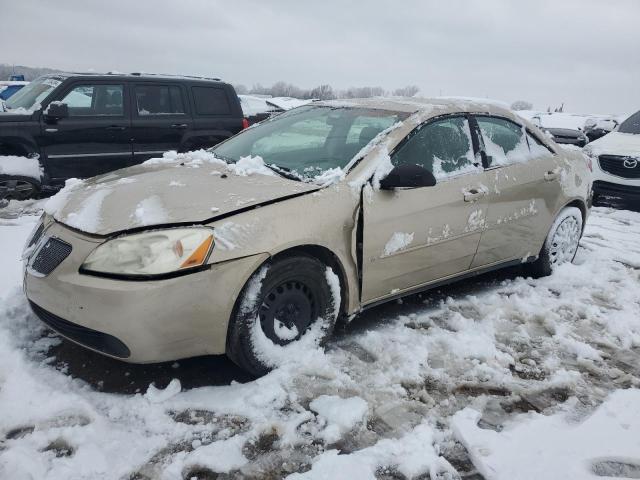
{"left": 47, "top": 154, "right": 320, "bottom": 236}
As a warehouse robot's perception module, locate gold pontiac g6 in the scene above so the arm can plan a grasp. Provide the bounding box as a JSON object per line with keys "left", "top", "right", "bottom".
{"left": 23, "top": 98, "right": 592, "bottom": 375}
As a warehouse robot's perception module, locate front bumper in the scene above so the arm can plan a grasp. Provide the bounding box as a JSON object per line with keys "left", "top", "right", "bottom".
{"left": 592, "top": 180, "right": 640, "bottom": 201}
{"left": 24, "top": 220, "right": 268, "bottom": 363}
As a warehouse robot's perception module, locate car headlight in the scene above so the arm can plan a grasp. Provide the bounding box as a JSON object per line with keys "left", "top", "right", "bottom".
{"left": 81, "top": 227, "right": 214, "bottom": 277}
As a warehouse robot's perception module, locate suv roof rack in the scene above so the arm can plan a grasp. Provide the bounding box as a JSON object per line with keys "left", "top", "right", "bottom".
{"left": 129, "top": 72, "right": 221, "bottom": 81}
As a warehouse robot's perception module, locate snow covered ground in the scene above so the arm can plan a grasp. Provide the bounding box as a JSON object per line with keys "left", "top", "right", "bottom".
{"left": 1, "top": 201, "right": 640, "bottom": 479}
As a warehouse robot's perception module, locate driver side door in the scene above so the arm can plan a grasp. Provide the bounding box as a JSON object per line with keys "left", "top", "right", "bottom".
{"left": 361, "top": 115, "right": 491, "bottom": 304}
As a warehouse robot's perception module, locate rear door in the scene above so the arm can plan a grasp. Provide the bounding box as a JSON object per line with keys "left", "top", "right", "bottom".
{"left": 42, "top": 81, "right": 133, "bottom": 181}
{"left": 361, "top": 115, "right": 491, "bottom": 303}
{"left": 130, "top": 82, "right": 192, "bottom": 162}
{"left": 470, "top": 115, "right": 563, "bottom": 267}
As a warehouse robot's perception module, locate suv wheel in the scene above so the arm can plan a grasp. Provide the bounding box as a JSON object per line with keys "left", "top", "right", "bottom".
{"left": 0, "top": 175, "right": 40, "bottom": 201}
{"left": 528, "top": 206, "right": 583, "bottom": 277}
{"left": 226, "top": 255, "right": 340, "bottom": 376}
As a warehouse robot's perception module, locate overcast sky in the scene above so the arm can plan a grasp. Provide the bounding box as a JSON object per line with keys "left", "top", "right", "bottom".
{"left": 2, "top": 0, "right": 639, "bottom": 114}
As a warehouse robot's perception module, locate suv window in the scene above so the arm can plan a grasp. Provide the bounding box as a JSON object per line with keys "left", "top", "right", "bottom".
{"left": 135, "top": 85, "right": 185, "bottom": 115}
{"left": 192, "top": 86, "right": 230, "bottom": 115}
{"left": 619, "top": 111, "right": 640, "bottom": 134}
{"left": 60, "top": 84, "right": 124, "bottom": 116}
{"left": 476, "top": 116, "right": 531, "bottom": 167}
{"left": 392, "top": 116, "right": 479, "bottom": 180}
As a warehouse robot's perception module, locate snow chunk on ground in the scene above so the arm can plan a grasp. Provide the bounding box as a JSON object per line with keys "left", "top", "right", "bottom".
{"left": 289, "top": 421, "right": 453, "bottom": 480}
{"left": 144, "top": 378, "right": 181, "bottom": 403}
{"left": 309, "top": 395, "right": 368, "bottom": 443}
{"left": 0, "top": 155, "right": 43, "bottom": 180}
{"left": 452, "top": 389, "right": 640, "bottom": 480}
{"left": 382, "top": 232, "right": 414, "bottom": 257}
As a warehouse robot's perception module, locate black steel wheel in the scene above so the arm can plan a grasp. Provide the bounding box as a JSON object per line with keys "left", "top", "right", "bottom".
{"left": 226, "top": 255, "right": 340, "bottom": 376}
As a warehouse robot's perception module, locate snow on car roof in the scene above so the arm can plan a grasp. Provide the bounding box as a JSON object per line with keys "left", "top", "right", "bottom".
{"left": 316, "top": 96, "right": 518, "bottom": 118}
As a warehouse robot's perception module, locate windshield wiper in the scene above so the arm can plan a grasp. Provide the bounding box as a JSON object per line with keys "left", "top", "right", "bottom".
{"left": 265, "top": 164, "right": 303, "bottom": 182}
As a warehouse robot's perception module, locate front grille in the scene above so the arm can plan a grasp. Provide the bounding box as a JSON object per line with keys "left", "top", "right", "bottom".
{"left": 29, "top": 301, "right": 131, "bottom": 358}
{"left": 598, "top": 155, "right": 640, "bottom": 179}
{"left": 31, "top": 237, "right": 72, "bottom": 275}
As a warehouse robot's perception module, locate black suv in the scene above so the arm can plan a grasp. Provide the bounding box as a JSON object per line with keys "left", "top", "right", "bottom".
{"left": 0, "top": 73, "right": 246, "bottom": 199}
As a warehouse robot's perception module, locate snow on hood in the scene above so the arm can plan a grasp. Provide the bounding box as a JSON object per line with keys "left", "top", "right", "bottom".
{"left": 585, "top": 132, "right": 640, "bottom": 158}
{"left": 45, "top": 150, "right": 319, "bottom": 235}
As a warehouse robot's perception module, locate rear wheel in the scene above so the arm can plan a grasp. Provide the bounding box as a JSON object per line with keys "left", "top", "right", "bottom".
{"left": 528, "top": 206, "right": 583, "bottom": 277}
{"left": 226, "top": 255, "right": 340, "bottom": 376}
{"left": 0, "top": 175, "right": 40, "bottom": 201}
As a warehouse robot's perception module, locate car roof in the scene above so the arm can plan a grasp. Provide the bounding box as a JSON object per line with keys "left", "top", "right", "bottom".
{"left": 316, "top": 96, "right": 519, "bottom": 120}
{"left": 42, "top": 72, "right": 226, "bottom": 85}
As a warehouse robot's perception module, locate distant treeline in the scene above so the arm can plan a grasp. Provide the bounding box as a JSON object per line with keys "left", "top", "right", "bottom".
{"left": 234, "top": 82, "right": 420, "bottom": 100}
{"left": 0, "top": 64, "right": 420, "bottom": 100}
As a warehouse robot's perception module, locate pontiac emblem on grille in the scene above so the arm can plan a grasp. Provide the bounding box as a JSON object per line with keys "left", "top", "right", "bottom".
{"left": 623, "top": 157, "right": 638, "bottom": 169}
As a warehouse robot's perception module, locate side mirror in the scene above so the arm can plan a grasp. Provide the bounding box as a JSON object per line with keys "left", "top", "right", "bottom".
{"left": 379, "top": 163, "right": 436, "bottom": 190}
{"left": 44, "top": 102, "right": 69, "bottom": 120}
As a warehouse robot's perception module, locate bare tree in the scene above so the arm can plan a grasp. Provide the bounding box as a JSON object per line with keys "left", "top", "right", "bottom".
{"left": 233, "top": 84, "right": 248, "bottom": 95}
{"left": 309, "top": 84, "right": 335, "bottom": 100}
{"left": 393, "top": 85, "right": 420, "bottom": 97}
{"left": 510, "top": 100, "right": 533, "bottom": 111}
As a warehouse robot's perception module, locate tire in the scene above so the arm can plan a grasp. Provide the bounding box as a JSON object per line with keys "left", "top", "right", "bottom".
{"left": 0, "top": 175, "right": 40, "bottom": 201}
{"left": 528, "top": 206, "right": 583, "bottom": 277}
{"left": 226, "top": 255, "right": 340, "bottom": 376}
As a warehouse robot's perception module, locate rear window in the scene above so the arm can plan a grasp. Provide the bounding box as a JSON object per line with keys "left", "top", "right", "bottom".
{"left": 619, "top": 111, "right": 640, "bottom": 134}
{"left": 192, "top": 86, "right": 230, "bottom": 115}
{"left": 135, "top": 85, "right": 185, "bottom": 115}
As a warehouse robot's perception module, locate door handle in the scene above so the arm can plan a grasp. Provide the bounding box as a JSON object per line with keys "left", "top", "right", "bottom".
{"left": 106, "top": 125, "right": 126, "bottom": 131}
{"left": 544, "top": 170, "right": 559, "bottom": 182}
{"left": 171, "top": 123, "right": 188, "bottom": 129}
{"left": 463, "top": 188, "right": 487, "bottom": 202}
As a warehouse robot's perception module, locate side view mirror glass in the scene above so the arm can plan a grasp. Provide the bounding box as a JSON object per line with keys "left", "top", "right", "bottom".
{"left": 44, "top": 102, "right": 69, "bottom": 120}
{"left": 379, "top": 163, "right": 436, "bottom": 190}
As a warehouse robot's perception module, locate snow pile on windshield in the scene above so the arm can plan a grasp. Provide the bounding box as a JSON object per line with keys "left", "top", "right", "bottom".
{"left": 144, "top": 150, "right": 276, "bottom": 178}
{"left": 227, "top": 156, "right": 275, "bottom": 177}
{"left": 0, "top": 155, "right": 43, "bottom": 180}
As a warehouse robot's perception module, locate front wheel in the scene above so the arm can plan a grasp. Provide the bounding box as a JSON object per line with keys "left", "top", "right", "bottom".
{"left": 528, "top": 206, "right": 583, "bottom": 277}
{"left": 0, "top": 175, "right": 40, "bottom": 201}
{"left": 226, "top": 255, "right": 341, "bottom": 376}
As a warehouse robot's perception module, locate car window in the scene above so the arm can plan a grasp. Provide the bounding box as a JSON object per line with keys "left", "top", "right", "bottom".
{"left": 212, "top": 105, "right": 408, "bottom": 181}
{"left": 526, "top": 132, "right": 553, "bottom": 157}
{"left": 192, "top": 86, "right": 230, "bottom": 115}
{"left": 391, "top": 116, "right": 479, "bottom": 180}
{"left": 476, "top": 116, "right": 532, "bottom": 167}
{"left": 619, "top": 111, "right": 640, "bottom": 134}
{"left": 346, "top": 115, "right": 398, "bottom": 145}
{"left": 60, "top": 84, "right": 124, "bottom": 116}
{"left": 135, "top": 85, "right": 185, "bottom": 116}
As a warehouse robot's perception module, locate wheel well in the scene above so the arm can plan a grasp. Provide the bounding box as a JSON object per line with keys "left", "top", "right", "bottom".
{"left": 0, "top": 142, "right": 29, "bottom": 157}
{"left": 564, "top": 199, "right": 587, "bottom": 229}
{"left": 272, "top": 245, "right": 348, "bottom": 318}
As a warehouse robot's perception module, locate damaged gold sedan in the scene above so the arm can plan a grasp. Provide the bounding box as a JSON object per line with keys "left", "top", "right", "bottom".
{"left": 23, "top": 98, "right": 592, "bottom": 375}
